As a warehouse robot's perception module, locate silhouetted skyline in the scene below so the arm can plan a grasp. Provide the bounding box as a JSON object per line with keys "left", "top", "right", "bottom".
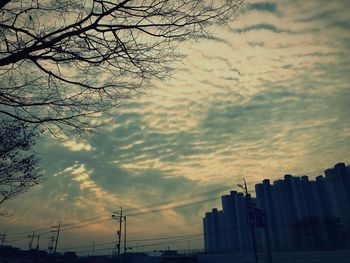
{"left": 1, "top": 0, "right": 350, "bottom": 254}
{"left": 204, "top": 163, "right": 350, "bottom": 254}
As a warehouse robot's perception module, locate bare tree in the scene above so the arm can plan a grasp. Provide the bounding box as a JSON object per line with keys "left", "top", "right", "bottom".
{"left": 0, "top": 119, "right": 41, "bottom": 205}
{"left": 0, "top": 0, "right": 243, "bottom": 135}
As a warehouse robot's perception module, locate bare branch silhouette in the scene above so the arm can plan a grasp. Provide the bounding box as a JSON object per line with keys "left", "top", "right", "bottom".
{"left": 0, "top": 119, "right": 42, "bottom": 205}
{"left": 0, "top": 0, "right": 243, "bottom": 135}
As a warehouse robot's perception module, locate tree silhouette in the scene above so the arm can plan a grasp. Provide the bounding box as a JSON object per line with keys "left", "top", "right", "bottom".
{"left": 0, "top": 119, "right": 41, "bottom": 205}
{"left": 0, "top": 0, "right": 243, "bottom": 135}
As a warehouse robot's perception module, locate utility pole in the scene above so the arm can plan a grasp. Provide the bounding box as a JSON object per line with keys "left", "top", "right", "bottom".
{"left": 118, "top": 210, "right": 122, "bottom": 262}
{"left": 123, "top": 216, "right": 127, "bottom": 254}
{"left": 238, "top": 179, "right": 258, "bottom": 263}
{"left": 47, "top": 235, "right": 55, "bottom": 255}
{"left": 48, "top": 235, "right": 55, "bottom": 255}
{"left": 1, "top": 231, "right": 7, "bottom": 263}
{"left": 0, "top": 231, "right": 6, "bottom": 246}
{"left": 112, "top": 208, "right": 123, "bottom": 263}
{"left": 51, "top": 222, "right": 61, "bottom": 255}
{"left": 28, "top": 231, "right": 36, "bottom": 250}
{"left": 91, "top": 240, "right": 95, "bottom": 257}
{"left": 36, "top": 235, "right": 40, "bottom": 250}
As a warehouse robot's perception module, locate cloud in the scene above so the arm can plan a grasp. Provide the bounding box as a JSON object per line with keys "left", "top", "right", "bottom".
{"left": 232, "top": 23, "right": 321, "bottom": 35}
{"left": 233, "top": 23, "right": 288, "bottom": 33}
{"left": 63, "top": 140, "right": 94, "bottom": 151}
{"left": 1, "top": 0, "right": 350, "bottom": 251}
{"left": 244, "top": 2, "right": 279, "bottom": 14}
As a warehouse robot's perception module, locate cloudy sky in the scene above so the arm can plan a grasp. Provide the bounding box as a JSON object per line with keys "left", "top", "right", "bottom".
{"left": 1, "top": 0, "right": 350, "bottom": 255}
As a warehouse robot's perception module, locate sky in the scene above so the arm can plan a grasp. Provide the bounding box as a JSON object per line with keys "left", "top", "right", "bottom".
{"left": 1, "top": 0, "right": 350, "bottom": 255}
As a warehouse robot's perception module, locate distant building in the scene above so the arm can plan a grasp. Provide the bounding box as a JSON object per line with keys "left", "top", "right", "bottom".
{"left": 63, "top": 251, "right": 78, "bottom": 262}
{"left": 160, "top": 250, "right": 196, "bottom": 263}
{"left": 203, "top": 163, "right": 350, "bottom": 253}
{"left": 0, "top": 246, "right": 48, "bottom": 262}
{"left": 203, "top": 192, "right": 255, "bottom": 253}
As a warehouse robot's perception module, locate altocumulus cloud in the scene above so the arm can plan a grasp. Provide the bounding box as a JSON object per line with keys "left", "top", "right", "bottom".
{"left": 1, "top": 0, "right": 350, "bottom": 251}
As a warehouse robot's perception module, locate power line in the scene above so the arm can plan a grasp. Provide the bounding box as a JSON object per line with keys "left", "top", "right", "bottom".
{"left": 2, "top": 186, "right": 228, "bottom": 238}
{"left": 126, "top": 196, "right": 220, "bottom": 217}
{"left": 122, "top": 185, "right": 234, "bottom": 213}
{"left": 1, "top": 187, "right": 224, "bottom": 237}
{"left": 40, "top": 216, "right": 350, "bottom": 255}
{"left": 1, "top": 167, "right": 332, "bottom": 248}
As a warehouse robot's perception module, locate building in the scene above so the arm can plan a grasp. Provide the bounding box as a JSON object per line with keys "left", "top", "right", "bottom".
{"left": 203, "top": 163, "right": 350, "bottom": 253}
{"left": 203, "top": 191, "right": 256, "bottom": 253}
